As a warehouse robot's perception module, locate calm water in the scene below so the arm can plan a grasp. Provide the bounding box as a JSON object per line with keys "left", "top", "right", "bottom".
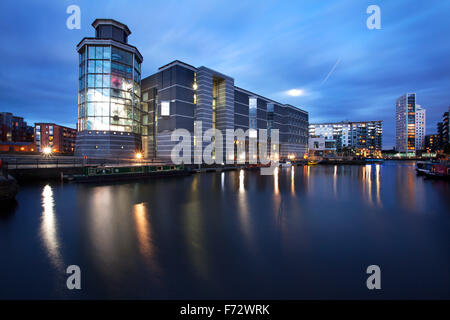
{"left": 1, "top": 161, "right": 449, "bottom": 299}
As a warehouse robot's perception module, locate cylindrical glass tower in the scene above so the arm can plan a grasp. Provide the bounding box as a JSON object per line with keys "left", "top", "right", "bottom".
{"left": 75, "top": 19, "right": 146, "bottom": 158}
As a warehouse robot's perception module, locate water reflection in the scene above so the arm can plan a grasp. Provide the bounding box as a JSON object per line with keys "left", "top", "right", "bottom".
{"left": 40, "top": 185, "right": 63, "bottom": 271}
{"left": 237, "top": 169, "right": 253, "bottom": 247}
{"left": 239, "top": 169, "right": 245, "bottom": 193}
{"left": 363, "top": 165, "right": 373, "bottom": 205}
{"left": 133, "top": 202, "right": 160, "bottom": 275}
{"left": 361, "top": 165, "right": 382, "bottom": 207}
{"left": 375, "top": 165, "right": 382, "bottom": 207}
{"left": 291, "top": 166, "right": 295, "bottom": 195}
{"left": 183, "top": 199, "right": 209, "bottom": 280}
{"left": 221, "top": 172, "right": 225, "bottom": 191}
{"left": 274, "top": 167, "right": 279, "bottom": 195}
{"left": 333, "top": 165, "right": 337, "bottom": 198}
{"left": 4, "top": 161, "right": 450, "bottom": 299}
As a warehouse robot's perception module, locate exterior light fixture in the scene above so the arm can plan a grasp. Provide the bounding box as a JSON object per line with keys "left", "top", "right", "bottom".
{"left": 42, "top": 147, "right": 52, "bottom": 155}
{"left": 135, "top": 152, "right": 143, "bottom": 160}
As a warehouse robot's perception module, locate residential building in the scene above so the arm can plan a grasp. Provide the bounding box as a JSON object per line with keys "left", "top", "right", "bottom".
{"left": 443, "top": 109, "right": 449, "bottom": 147}
{"left": 437, "top": 122, "right": 444, "bottom": 150}
{"left": 141, "top": 60, "right": 309, "bottom": 161}
{"left": 0, "top": 112, "right": 34, "bottom": 143}
{"left": 35, "top": 123, "right": 76, "bottom": 154}
{"left": 415, "top": 105, "right": 426, "bottom": 151}
{"left": 308, "top": 120, "right": 382, "bottom": 156}
{"left": 425, "top": 134, "right": 439, "bottom": 153}
{"left": 396, "top": 93, "right": 416, "bottom": 154}
{"left": 75, "top": 19, "right": 145, "bottom": 158}
{"left": 308, "top": 136, "right": 336, "bottom": 156}
{"left": 308, "top": 121, "right": 351, "bottom": 150}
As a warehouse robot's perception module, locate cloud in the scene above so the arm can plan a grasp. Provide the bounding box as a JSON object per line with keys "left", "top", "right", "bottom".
{"left": 0, "top": 0, "right": 449, "bottom": 148}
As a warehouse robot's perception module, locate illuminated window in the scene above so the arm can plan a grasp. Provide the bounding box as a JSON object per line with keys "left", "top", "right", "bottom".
{"left": 161, "top": 101, "right": 170, "bottom": 116}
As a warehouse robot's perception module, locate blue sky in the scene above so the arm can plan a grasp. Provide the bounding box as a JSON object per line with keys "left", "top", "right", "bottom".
{"left": 1, "top": 0, "right": 449, "bottom": 148}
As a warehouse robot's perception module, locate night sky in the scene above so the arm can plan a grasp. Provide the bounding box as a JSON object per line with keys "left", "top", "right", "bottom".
{"left": 1, "top": 0, "right": 449, "bottom": 148}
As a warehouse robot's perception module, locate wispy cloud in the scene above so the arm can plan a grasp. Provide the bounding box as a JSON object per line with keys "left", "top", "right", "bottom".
{"left": 0, "top": 0, "right": 449, "bottom": 147}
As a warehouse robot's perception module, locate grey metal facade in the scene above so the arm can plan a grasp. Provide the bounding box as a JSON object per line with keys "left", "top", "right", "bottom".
{"left": 141, "top": 60, "right": 309, "bottom": 161}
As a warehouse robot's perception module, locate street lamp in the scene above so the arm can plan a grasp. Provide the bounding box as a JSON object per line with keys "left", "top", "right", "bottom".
{"left": 42, "top": 147, "right": 52, "bottom": 156}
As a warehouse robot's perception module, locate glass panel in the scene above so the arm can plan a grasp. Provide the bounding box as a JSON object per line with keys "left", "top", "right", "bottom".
{"left": 88, "top": 60, "right": 95, "bottom": 73}
{"left": 103, "top": 60, "right": 111, "bottom": 73}
{"left": 95, "top": 74, "right": 103, "bottom": 88}
{"left": 88, "top": 75, "right": 95, "bottom": 88}
{"left": 111, "top": 75, "right": 124, "bottom": 90}
{"left": 103, "top": 46, "right": 111, "bottom": 59}
{"left": 103, "top": 75, "right": 110, "bottom": 87}
{"left": 87, "top": 103, "right": 94, "bottom": 116}
{"left": 111, "top": 47, "right": 132, "bottom": 65}
{"left": 96, "top": 46, "right": 103, "bottom": 59}
{"left": 94, "top": 88, "right": 104, "bottom": 101}
{"left": 134, "top": 82, "right": 140, "bottom": 97}
{"left": 87, "top": 89, "right": 94, "bottom": 101}
{"left": 88, "top": 46, "right": 96, "bottom": 59}
{"left": 87, "top": 117, "right": 94, "bottom": 130}
{"left": 96, "top": 60, "right": 103, "bottom": 73}
{"left": 94, "top": 103, "right": 104, "bottom": 117}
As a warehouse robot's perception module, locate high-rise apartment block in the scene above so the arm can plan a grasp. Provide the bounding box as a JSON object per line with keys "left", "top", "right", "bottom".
{"left": 396, "top": 93, "right": 416, "bottom": 154}
{"left": 415, "top": 105, "right": 426, "bottom": 151}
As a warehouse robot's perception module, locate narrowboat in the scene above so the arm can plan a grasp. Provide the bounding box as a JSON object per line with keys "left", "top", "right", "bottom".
{"left": 72, "top": 164, "right": 190, "bottom": 182}
{"left": 416, "top": 161, "right": 433, "bottom": 175}
{"left": 424, "top": 163, "right": 450, "bottom": 180}
{"left": 364, "top": 158, "right": 385, "bottom": 164}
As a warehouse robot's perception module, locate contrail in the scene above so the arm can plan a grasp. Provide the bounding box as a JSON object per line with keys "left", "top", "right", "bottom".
{"left": 321, "top": 58, "right": 341, "bottom": 86}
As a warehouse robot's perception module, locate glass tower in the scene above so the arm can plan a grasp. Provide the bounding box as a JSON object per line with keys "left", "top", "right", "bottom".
{"left": 75, "top": 19, "right": 146, "bottom": 158}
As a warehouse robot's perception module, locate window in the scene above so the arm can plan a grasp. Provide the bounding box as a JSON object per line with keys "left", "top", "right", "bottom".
{"left": 161, "top": 101, "right": 170, "bottom": 116}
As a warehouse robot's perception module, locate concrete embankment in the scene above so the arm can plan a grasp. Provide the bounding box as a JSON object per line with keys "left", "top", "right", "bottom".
{"left": 9, "top": 167, "right": 84, "bottom": 182}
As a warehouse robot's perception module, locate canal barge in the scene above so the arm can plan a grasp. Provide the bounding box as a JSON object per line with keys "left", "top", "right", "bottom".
{"left": 424, "top": 163, "right": 450, "bottom": 180}
{"left": 71, "top": 164, "right": 190, "bottom": 183}
{"left": 416, "top": 161, "right": 433, "bottom": 175}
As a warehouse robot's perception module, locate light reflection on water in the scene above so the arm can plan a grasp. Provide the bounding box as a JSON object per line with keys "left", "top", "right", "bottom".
{"left": 3, "top": 161, "right": 450, "bottom": 299}
{"left": 133, "top": 202, "right": 160, "bottom": 276}
{"left": 40, "top": 184, "right": 63, "bottom": 271}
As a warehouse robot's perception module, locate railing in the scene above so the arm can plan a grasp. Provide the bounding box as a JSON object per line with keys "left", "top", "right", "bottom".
{"left": 0, "top": 156, "right": 166, "bottom": 170}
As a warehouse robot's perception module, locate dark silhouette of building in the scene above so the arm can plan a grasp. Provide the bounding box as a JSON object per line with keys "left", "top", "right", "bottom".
{"left": 425, "top": 134, "right": 440, "bottom": 153}
{"left": 0, "top": 112, "right": 34, "bottom": 143}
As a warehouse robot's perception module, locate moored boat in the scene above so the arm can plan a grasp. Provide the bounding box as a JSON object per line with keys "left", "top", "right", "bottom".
{"left": 424, "top": 163, "right": 450, "bottom": 180}
{"left": 279, "top": 160, "right": 292, "bottom": 168}
{"left": 71, "top": 164, "right": 190, "bottom": 182}
{"left": 364, "top": 158, "right": 385, "bottom": 164}
{"left": 416, "top": 161, "right": 433, "bottom": 175}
